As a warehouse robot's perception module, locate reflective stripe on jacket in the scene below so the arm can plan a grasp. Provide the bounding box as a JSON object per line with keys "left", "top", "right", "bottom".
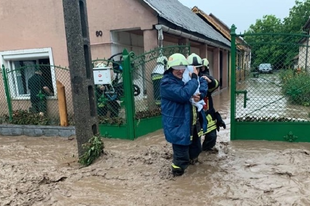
{"left": 205, "top": 114, "right": 217, "bottom": 134}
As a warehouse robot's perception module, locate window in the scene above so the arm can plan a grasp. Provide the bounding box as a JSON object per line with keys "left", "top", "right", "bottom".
{"left": 0, "top": 48, "right": 56, "bottom": 99}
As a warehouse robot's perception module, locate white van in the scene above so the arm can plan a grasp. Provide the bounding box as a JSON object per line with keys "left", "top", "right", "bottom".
{"left": 258, "top": 63, "right": 272, "bottom": 73}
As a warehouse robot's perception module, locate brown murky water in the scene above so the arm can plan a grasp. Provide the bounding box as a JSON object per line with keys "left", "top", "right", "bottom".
{"left": 1, "top": 89, "right": 310, "bottom": 206}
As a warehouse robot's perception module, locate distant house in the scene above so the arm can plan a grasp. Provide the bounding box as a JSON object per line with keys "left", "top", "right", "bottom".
{"left": 300, "top": 17, "right": 310, "bottom": 72}
{"left": 0, "top": 0, "right": 232, "bottom": 117}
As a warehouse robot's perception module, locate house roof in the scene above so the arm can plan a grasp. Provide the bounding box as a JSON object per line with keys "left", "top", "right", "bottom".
{"left": 143, "top": 0, "right": 231, "bottom": 47}
{"left": 191, "top": 6, "right": 250, "bottom": 52}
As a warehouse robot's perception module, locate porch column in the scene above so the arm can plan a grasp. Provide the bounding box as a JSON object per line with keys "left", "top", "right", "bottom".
{"left": 143, "top": 29, "right": 158, "bottom": 52}
{"left": 213, "top": 48, "right": 220, "bottom": 82}
{"left": 143, "top": 29, "right": 158, "bottom": 108}
{"left": 222, "top": 50, "right": 229, "bottom": 89}
{"left": 200, "top": 44, "right": 208, "bottom": 59}
{"left": 178, "top": 38, "right": 189, "bottom": 46}
{"left": 178, "top": 38, "right": 191, "bottom": 57}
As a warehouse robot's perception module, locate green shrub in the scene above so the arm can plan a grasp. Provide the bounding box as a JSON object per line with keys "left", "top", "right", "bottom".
{"left": 2, "top": 110, "right": 50, "bottom": 125}
{"left": 78, "top": 135, "right": 104, "bottom": 166}
{"left": 281, "top": 70, "right": 310, "bottom": 106}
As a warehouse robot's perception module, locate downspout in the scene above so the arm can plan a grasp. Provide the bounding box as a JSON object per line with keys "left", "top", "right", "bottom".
{"left": 156, "top": 25, "right": 164, "bottom": 55}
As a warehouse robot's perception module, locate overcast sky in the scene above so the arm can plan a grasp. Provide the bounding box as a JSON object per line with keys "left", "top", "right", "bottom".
{"left": 178, "top": 0, "right": 296, "bottom": 33}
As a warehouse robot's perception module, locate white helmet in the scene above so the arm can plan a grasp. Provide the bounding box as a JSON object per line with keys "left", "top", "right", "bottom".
{"left": 202, "top": 58, "right": 209, "bottom": 67}
{"left": 187, "top": 53, "right": 203, "bottom": 67}
{"left": 156, "top": 56, "right": 168, "bottom": 66}
{"left": 167, "top": 53, "right": 188, "bottom": 69}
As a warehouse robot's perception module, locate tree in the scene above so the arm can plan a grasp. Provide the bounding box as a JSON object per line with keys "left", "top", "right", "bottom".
{"left": 283, "top": 0, "right": 310, "bottom": 33}
{"left": 243, "top": 0, "right": 310, "bottom": 70}
{"left": 244, "top": 15, "right": 284, "bottom": 69}
{"left": 282, "top": 0, "right": 310, "bottom": 67}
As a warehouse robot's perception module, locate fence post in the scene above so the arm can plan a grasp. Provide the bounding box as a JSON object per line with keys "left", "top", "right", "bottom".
{"left": 122, "top": 49, "right": 135, "bottom": 140}
{"left": 230, "top": 25, "right": 237, "bottom": 140}
{"left": 56, "top": 80, "right": 68, "bottom": 126}
{"left": 2, "top": 64, "right": 13, "bottom": 121}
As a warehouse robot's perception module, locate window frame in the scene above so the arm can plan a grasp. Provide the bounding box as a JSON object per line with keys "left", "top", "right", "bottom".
{"left": 0, "top": 48, "right": 57, "bottom": 100}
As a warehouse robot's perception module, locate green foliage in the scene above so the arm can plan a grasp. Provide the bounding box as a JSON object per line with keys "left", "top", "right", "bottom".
{"left": 247, "top": 15, "right": 283, "bottom": 34}
{"left": 2, "top": 110, "right": 50, "bottom": 125}
{"left": 244, "top": 1, "right": 310, "bottom": 70}
{"left": 97, "top": 108, "right": 161, "bottom": 125}
{"left": 283, "top": 0, "right": 310, "bottom": 32}
{"left": 244, "top": 15, "right": 287, "bottom": 69}
{"left": 280, "top": 69, "right": 310, "bottom": 106}
{"left": 98, "top": 116, "right": 124, "bottom": 125}
{"left": 135, "top": 107, "right": 161, "bottom": 119}
{"left": 78, "top": 135, "right": 104, "bottom": 166}
{"left": 281, "top": 0, "right": 310, "bottom": 66}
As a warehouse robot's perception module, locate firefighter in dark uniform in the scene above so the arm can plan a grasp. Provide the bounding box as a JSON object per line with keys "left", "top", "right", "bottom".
{"left": 151, "top": 56, "right": 168, "bottom": 106}
{"left": 199, "top": 58, "right": 226, "bottom": 152}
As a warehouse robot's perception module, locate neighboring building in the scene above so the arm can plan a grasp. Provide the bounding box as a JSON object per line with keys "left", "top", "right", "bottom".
{"left": 208, "top": 14, "right": 251, "bottom": 82}
{"left": 300, "top": 17, "right": 310, "bottom": 72}
{"left": 0, "top": 0, "right": 231, "bottom": 117}
{"left": 191, "top": 6, "right": 251, "bottom": 83}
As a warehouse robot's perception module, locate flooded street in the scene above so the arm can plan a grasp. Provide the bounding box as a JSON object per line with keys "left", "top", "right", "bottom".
{"left": 1, "top": 89, "right": 310, "bottom": 206}
{"left": 236, "top": 72, "right": 310, "bottom": 121}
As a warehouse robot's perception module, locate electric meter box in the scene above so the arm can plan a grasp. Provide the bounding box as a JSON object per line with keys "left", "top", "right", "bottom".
{"left": 93, "top": 66, "right": 112, "bottom": 85}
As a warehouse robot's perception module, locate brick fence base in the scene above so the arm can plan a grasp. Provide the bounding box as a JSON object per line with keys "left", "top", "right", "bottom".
{"left": 0, "top": 124, "right": 75, "bottom": 137}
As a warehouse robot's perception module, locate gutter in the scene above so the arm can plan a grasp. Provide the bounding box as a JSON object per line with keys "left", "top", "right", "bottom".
{"left": 155, "top": 24, "right": 230, "bottom": 50}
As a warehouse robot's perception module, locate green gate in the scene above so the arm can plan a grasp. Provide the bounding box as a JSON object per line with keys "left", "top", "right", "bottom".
{"left": 95, "top": 45, "right": 190, "bottom": 140}
{"left": 230, "top": 26, "right": 310, "bottom": 142}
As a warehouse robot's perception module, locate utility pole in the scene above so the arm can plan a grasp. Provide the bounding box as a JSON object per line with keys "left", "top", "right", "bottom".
{"left": 62, "top": 0, "right": 98, "bottom": 156}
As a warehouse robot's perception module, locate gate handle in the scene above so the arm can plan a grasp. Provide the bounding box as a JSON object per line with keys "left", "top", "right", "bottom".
{"left": 236, "top": 90, "right": 249, "bottom": 108}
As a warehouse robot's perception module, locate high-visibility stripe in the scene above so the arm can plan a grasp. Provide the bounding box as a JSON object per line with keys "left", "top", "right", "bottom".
{"left": 204, "top": 114, "right": 217, "bottom": 134}
{"left": 171, "top": 163, "right": 181, "bottom": 169}
{"left": 192, "top": 106, "right": 197, "bottom": 125}
{"left": 205, "top": 125, "right": 217, "bottom": 134}
{"left": 198, "top": 129, "right": 203, "bottom": 137}
{"left": 151, "top": 75, "right": 163, "bottom": 80}
{"left": 209, "top": 80, "right": 219, "bottom": 93}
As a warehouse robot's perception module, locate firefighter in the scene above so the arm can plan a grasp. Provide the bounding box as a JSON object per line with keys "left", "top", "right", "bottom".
{"left": 151, "top": 56, "right": 168, "bottom": 105}
{"left": 160, "top": 53, "right": 207, "bottom": 176}
{"left": 199, "top": 58, "right": 226, "bottom": 152}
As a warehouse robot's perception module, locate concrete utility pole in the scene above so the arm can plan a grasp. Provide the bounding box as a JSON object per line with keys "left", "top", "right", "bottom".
{"left": 62, "top": 0, "right": 98, "bottom": 156}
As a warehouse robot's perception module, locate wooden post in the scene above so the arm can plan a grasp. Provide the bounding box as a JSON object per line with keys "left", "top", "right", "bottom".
{"left": 57, "top": 80, "right": 68, "bottom": 126}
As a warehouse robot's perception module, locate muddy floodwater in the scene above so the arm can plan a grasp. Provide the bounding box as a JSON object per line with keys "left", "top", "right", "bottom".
{"left": 1, "top": 89, "right": 310, "bottom": 206}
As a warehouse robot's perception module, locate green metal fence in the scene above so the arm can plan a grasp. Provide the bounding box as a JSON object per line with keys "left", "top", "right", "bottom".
{"left": 131, "top": 45, "right": 191, "bottom": 117}
{"left": 1, "top": 64, "right": 73, "bottom": 125}
{"left": 231, "top": 26, "right": 310, "bottom": 142}
{"left": 1, "top": 45, "right": 190, "bottom": 139}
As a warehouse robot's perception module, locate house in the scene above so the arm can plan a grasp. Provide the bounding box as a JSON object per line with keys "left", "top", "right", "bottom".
{"left": 301, "top": 17, "right": 310, "bottom": 72}
{"left": 0, "top": 0, "right": 231, "bottom": 119}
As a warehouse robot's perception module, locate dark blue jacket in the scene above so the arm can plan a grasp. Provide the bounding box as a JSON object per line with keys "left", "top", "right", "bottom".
{"left": 160, "top": 71, "right": 207, "bottom": 145}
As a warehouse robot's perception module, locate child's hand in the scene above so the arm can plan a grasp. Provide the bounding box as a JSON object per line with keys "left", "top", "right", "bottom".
{"left": 202, "top": 75, "right": 211, "bottom": 83}
{"left": 192, "top": 93, "right": 200, "bottom": 102}
{"left": 188, "top": 66, "right": 198, "bottom": 77}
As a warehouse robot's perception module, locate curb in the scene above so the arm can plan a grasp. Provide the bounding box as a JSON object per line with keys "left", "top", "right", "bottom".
{"left": 0, "top": 124, "right": 75, "bottom": 137}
